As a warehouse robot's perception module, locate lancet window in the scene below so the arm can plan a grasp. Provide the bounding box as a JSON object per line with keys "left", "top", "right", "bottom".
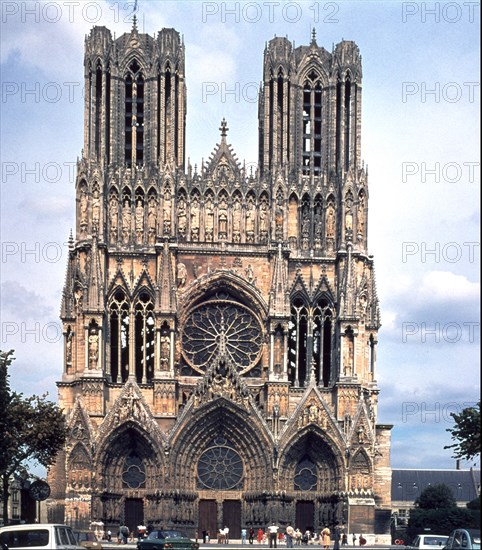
{"left": 302, "top": 71, "right": 322, "bottom": 175}
{"left": 134, "top": 291, "right": 155, "bottom": 384}
{"left": 288, "top": 297, "right": 308, "bottom": 387}
{"left": 313, "top": 300, "right": 333, "bottom": 387}
{"left": 125, "top": 59, "right": 144, "bottom": 168}
{"left": 288, "top": 296, "right": 333, "bottom": 387}
{"left": 109, "top": 289, "right": 130, "bottom": 383}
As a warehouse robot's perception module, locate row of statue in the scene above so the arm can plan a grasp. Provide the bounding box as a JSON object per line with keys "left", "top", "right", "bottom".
{"left": 78, "top": 186, "right": 366, "bottom": 246}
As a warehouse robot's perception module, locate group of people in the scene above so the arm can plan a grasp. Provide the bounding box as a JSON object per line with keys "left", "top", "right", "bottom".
{"left": 234, "top": 525, "right": 366, "bottom": 549}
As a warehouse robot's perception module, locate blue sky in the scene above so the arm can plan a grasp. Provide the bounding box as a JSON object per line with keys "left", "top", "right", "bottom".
{"left": 0, "top": 0, "right": 480, "bottom": 471}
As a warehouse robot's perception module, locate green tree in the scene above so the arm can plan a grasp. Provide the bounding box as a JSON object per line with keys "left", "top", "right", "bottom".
{"left": 407, "top": 507, "right": 480, "bottom": 541}
{"left": 445, "top": 401, "right": 481, "bottom": 461}
{"left": 466, "top": 495, "right": 480, "bottom": 510}
{"left": 0, "top": 350, "right": 67, "bottom": 525}
{"left": 415, "top": 484, "right": 457, "bottom": 509}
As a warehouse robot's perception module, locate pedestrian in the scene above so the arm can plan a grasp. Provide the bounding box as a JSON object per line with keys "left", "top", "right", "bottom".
{"left": 352, "top": 534, "right": 357, "bottom": 547}
{"left": 268, "top": 523, "right": 279, "bottom": 548}
{"left": 359, "top": 535, "right": 366, "bottom": 547}
{"left": 249, "top": 527, "right": 255, "bottom": 544}
{"left": 242, "top": 529, "right": 247, "bottom": 545}
{"left": 119, "top": 524, "right": 129, "bottom": 544}
{"left": 295, "top": 529, "right": 302, "bottom": 546}
{"left": 257, "top": 528, "right": 264, "bottom": 544}
{"left": 320, "top": 528, "right": 330, "bottom": 549}
{"left": 225, "top": 526, "right": 230, "bottom": 544}
{"left": 286, "top": 526, "right": 294, "bottom": 548}
{"left": 106, "top": 530, "right": 112, "bottom": 542}
{"left": 341, "top": 533, "right": 348, "bottom": 546}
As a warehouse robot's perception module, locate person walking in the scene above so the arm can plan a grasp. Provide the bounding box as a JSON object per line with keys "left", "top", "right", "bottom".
{"left": 249, "top": 527, "right": 255, "bottom": 544}
{"left": 257, "top": 528, "right": 264, "bottom": 544}
{"left": 119, "top": 524, "right": 129, "bottom": 544}
{"left": 320, "top": 527, "right": 330, "bottom": 549}
{"left": 286, "top": 526, "right": 294, "bottom": 548}
{"left": 268, "top": 523, "right": 279, "bottom": 548}
{"left": 242, "top": 529, "right": 247, "bottom": 545}
{"left": 352, "top": 533, "right": 357, "bottom": 547}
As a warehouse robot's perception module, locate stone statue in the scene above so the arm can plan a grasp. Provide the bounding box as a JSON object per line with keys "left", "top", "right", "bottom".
{"left": 122, "top": 199, "right": 131, "bottom": 243}
{"left": 218, "top": 197, "right": 228, "bottom": 238}
{"left": 357, "top": 201, "right": 364, "bottom": 235}
{"left": 205, "top": 198, "right": 214, "bottom": 241}
{"left": 135, "top": 199, "right": 144, "bottom": 243}
{"left": 191, "top": 198, "right": 200, "bottom": 241}
{"left": 178, "top": 197, "right": 187, "bottom": 238}
{"left": 80, "top": 187, "right": 88, "bottom": 230}
{"left": 88, "top": 326, "right": 99, "bottom": 370}
{"left": 177, "top": 262, "right": 187, "bottom": 287}
{"left": 326, "top": 206, "right": 335, "bottom": 238}
{"left": 109, "top": 194, "right": 118, "bottom": 238}
{"left": 246, "top": 199, "right": 255, "bottom": 242}
{"left": 148, "top": 196, "right": 157, "bottom": 243}
{"left": 66, "top": 330, "right": 73, "bottom": 369}
{"left": 160, "top": 334, "right": 170, "bottom": 369}
{"left": 92, "top": 187, "right": 100, "bottom": 230}
{"left": 163, "top": 189, "right": 171, "bottom": 234}
{"left": 233, "top": 199, "right": 241, "bottom": 232}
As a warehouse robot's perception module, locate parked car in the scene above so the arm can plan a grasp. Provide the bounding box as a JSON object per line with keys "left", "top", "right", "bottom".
{"left": 443, "top": 529, "right": 481, "bottom": 549}
{"left": 136, "top": 530, "right": 199, "bottom": 550}
{"left": 73, "top": 531, "right": 103, "bottom": 550}
{"left": 407, "top": 534, "right": 449, "bottom": 549}
{"left": 0, "top": 524, "right": 83, "bottom": 550}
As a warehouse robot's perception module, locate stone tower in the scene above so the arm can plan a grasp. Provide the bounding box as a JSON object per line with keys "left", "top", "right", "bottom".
{"left": 48, "top": 22, "right": 392, "bottom": 541}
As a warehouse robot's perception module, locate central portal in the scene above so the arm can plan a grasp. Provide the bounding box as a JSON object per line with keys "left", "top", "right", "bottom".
{"left": 296, "top": 501, "right": 314, "bottom": 533}
{"left": 222, "top": 500, "right": 241, "bottom": 539}
{"left": 125, "top": 498, "right": 143, "bottom": 534}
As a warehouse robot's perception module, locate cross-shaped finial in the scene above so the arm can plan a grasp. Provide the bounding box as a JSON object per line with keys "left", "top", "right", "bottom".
{"left": 220, "top": 118, "right": 228, "bottom": 138}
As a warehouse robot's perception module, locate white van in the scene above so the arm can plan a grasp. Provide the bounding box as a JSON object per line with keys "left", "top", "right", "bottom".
{"left": 0, "top": 524, "right": 83, "bottom": 550}
{"left": 407, "top": 534, "right": 449, "bottom": 549}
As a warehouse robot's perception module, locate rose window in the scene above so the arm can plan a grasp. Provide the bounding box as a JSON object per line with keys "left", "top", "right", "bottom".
{"left": 182, "top": 301, "right": 262, "bottom": 372}
{"left": 197, "top": 446, "right": 244, "bottom": 490}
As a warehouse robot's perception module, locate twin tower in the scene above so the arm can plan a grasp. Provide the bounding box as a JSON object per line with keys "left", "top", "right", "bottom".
{"left": 49, "top": 20, "right": 392, "bottom": 542}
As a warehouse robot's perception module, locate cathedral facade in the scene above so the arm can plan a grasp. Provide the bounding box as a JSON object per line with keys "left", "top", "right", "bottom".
{"left": 47, "top": 21, "right": 392, "bottom": 539}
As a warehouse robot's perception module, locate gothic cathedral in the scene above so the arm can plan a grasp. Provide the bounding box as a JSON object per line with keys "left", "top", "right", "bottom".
{"left": 48, "top": 21, "right": 392, "bottom": 539}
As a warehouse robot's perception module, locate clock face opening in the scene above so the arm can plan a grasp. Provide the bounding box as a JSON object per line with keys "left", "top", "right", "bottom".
{"left": 181, "top": 300, "right": 263, "bottom": 374}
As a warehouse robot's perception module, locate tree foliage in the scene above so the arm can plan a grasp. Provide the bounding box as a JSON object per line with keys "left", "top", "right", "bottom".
{"left": 415, "top": 484, "right": 457, "bottom": 509}
{"left": 444, "top": 401, "right": 481, "bottom": 461}
{"left": 0, "top": 350, "right": 67, "bottom": 524}
{"left": 466, "top": 495, "right": 481, "bottom": 510}
{"left": 407, "top": 507, "right": 480, "bottom": 541}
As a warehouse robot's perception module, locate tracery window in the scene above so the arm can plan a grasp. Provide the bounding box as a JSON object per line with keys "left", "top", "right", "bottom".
{"left": 122, "top": 453, "right": 146, "bottom": 489}
{"left": 109, "top": 289, "right": 129, "bottom": 383}
{"left": 182, "top": 294, "right": 262, "bottom": 374}
{"left": 197, "top": 437, "right": 243, "bottom": 490}
{"left": 288, "top": 297, "right": 308, "bottom": 386}
{"left": 134, "top": 291, "right": 155, "bottom": 384}
{"left": 288, "top": 297, "right": 333, "bottom": 387}
{"left": 313, "top": 301, "right": 333, "bottom": 387}
{"left": 294, "top": 456, "right": 318, "bottom": 491}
